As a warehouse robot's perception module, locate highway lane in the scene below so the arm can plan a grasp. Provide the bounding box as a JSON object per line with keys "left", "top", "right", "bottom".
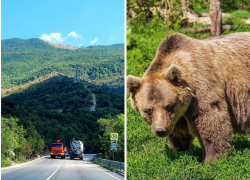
{"left": 1, "top": 154, "right": 124, "bottom": 180}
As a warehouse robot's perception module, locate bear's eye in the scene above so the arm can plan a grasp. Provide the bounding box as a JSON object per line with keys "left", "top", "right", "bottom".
{"left": 144, "top": 109, "right": 153, "bottom": 116}
{"left": 166, "top": 104, "right": 174, "bottom": 112}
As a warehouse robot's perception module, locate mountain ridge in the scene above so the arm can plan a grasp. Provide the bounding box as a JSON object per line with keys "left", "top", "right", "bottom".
{"left": 45, "top": 41, "right": 85, "bottom": 50}
{"left": 1, "top": 38, "right": 124, "bottom": 93}
{"left": 1, "top": 38, "right": 124, "bottom": 51}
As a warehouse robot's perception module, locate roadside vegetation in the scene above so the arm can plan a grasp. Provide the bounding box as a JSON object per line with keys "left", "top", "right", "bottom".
{"left": 127, "top": 0, "right": 250, "bottom": 179}
{"left": 91, "top": 160, "right": 117, "bottom": 172}
{"left": 97, "top": 114, "right": 124, "bottom": 162}
{"left": 1, "top": 116, "right": 44, "bottom": 167}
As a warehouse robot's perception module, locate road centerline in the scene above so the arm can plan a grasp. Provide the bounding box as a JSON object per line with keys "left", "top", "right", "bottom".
{"left": 46, "top": 159, "right": 66, "bottom": 180}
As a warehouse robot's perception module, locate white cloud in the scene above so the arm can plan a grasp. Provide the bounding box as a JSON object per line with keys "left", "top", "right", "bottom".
{"left": 68, "top": 31, "right": 80, "bottom": 38}
{"left": 90, "top": 37, "right": 98, "bottom": 45}
{"left": 79, "top": 43, "right": 83, "bottom": 47}
{"left": 110, "top": 36, "right": 115, "bottom": 41}
{"left": 40, "top": 33, "right": 65, "bottom": 43}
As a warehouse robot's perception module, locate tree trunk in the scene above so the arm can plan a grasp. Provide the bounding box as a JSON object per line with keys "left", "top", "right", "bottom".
{"left": 209, "top": 0, "right": 222, "bottom": 37}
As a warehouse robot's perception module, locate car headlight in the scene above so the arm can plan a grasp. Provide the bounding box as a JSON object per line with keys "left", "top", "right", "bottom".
{"left": 51, "top": 153, "right": 53, "bottom": 154}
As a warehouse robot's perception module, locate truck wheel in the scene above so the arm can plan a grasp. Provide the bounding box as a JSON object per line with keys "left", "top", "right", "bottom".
{"left": 51, "top": 155, "right": 55, "bottom": 158}
{"left": 80, "top": 157, "right": 83, "bottom": 160}
{"left": 70, "top": 157, "right": 74, "bottom": 159}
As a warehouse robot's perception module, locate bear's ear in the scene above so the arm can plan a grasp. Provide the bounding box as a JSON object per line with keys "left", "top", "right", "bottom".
{"left": 127, "top": 75, "right": 142, "bottom": 93}
{"left": 164, "top": 65, "right": 182, "bottom": 83}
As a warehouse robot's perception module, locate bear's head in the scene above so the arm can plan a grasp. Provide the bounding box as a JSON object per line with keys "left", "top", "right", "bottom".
{"left": 127, "top": 65, "right": 193, "bottom": 137}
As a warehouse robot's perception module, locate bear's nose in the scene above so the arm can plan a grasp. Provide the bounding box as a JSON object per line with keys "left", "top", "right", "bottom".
{"left": 155, "top": 127, "right": 167, "bottom": 137}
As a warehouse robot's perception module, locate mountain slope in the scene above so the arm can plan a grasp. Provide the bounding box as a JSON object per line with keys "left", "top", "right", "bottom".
{"left": 1, "top": 38, "right": 124, "bottom": 92}
{"left": 1, "top": 76, "right": 124, "bottom": 153}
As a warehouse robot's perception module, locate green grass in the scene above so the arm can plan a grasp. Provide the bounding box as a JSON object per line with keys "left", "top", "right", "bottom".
{"left": 1, "top": 156, "right": 27, "bottom": 168}
{"left": 127, "top": 103, "right": 250, "bottom": 180}
{"left": 1, "top": 157, "right": 12, "bottom": 167}
{"left": 231, "top": 10, "right": 250, "bottom": 19}
{"left": 127, "top": 17, "right": 250, "bottom": 179}
{"left": 192, "top": 9, "right": 209, "bottom": 14}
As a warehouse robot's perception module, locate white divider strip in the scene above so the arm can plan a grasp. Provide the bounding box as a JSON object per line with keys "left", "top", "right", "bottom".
{"left": 46, "top": 159, "right": 66, "bottom": 180}
{"left": 87, "top": 160, "right": 122, "bottom": 180}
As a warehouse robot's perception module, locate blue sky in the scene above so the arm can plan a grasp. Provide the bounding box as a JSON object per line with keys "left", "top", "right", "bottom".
{"left": 1, "top": 0, "right": 125, "bottom": 47}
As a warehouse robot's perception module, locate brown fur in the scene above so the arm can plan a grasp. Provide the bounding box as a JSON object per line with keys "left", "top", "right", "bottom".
{"left": 127, "top": 33, "right": 250, "bottom": 162}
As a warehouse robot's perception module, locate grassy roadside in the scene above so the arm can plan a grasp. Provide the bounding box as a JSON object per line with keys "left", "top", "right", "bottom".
{"left": 1, "top": 157, "right": 27, "bottom": 167}
{"left": 91, "top": 159, "right": 117, "bottom": 172}
{"left": 1, "top": 155, "right": 45, "bottom": 168}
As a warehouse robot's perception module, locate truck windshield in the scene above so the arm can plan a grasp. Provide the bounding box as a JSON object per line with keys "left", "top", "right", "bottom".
{"left": 52, "top": 144, "right": 62, "bottom": 148}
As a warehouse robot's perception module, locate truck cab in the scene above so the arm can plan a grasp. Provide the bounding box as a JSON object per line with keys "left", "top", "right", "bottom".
{"left": 51, "top": 140, "right": 67, "bottom": 159}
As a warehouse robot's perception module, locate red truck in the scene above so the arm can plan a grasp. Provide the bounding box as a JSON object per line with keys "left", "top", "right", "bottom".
{"left": 51, "top": 140, "right": 67, "bottom": 159}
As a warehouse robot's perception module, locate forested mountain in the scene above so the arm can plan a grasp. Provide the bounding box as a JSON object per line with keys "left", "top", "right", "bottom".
{"left": 1, "top": 76, "right": 124, "bottom": 165}
{"left": 1, "top": 38, "right": 124, "bottom": 93}
{"left": 1, "top": 38, "right": 124, "bottom": 166}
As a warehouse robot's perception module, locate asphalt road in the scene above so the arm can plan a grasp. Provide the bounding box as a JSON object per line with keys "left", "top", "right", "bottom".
{"left": 1, "top": 154, "right": 124, "bottom": 180}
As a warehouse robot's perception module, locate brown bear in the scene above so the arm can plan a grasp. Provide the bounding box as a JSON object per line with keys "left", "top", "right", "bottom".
{"left": 127, "top": 32, "right": 250, "bottom": 162}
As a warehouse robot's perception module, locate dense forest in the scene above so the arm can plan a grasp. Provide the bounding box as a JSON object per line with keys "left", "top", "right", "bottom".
{"left": 1, "top": 38, "right": 124, "bottom": 93}
{"left": 127, "top": 0, "right": 250, "bottom": 179}
{"left": 1, "top": 76, "right": 124, "bottom": 167}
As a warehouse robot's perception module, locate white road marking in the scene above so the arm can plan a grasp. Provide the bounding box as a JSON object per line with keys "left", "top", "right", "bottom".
{"left": 1, "top": 159, "right": 45, "bottom": 174}
{"left": 87, "top": 161, "right": 122, "bottom": 180}
{"left": 46, "top": 159, "right": 66, "bottom": 180}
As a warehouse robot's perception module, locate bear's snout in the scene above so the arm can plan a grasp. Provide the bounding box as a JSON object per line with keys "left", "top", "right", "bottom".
{"left": 155, "top": 127, "right": 168, "bottom": 137}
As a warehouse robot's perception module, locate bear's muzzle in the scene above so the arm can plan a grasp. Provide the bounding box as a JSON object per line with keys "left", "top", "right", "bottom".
{"left": 155, "top": 126, "right": 168, "bottom": 137}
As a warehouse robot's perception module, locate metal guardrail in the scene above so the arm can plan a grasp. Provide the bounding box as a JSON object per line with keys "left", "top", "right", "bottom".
{"left": 93, "top": 157, "right": 125, "bottom": 173}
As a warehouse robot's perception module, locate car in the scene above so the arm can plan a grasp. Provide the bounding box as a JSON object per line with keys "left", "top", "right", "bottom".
{"left": 64, "top": 151, "right": 69, "bottom": 157}
{"left": 93, "top": 153, "right": 102, "bottom": 159}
